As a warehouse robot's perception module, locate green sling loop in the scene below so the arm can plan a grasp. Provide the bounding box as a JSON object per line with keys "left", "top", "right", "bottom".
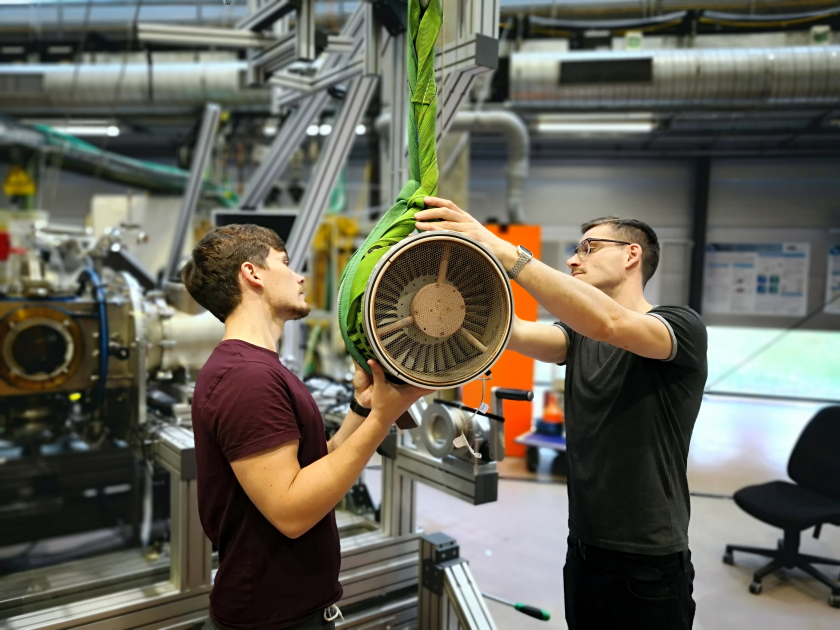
{"left": 337, "top": 0, "right": 442, "bottom": 372}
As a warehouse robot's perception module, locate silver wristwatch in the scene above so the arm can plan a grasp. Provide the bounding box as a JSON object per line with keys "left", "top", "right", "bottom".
{"left": 507, "top": 245, "right": 534, "bottom": 280}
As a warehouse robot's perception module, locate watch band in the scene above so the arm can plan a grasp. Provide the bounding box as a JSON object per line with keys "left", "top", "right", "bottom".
{"left": 507, "top": 246, "right": 533, "bottom": 280}
{"left": 350, "top": 398, "right": 371, "bottom": 417}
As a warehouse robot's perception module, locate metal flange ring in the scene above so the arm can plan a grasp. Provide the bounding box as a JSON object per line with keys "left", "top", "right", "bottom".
{"left": 0, "top": 306, "right": 85, "bottom": 390}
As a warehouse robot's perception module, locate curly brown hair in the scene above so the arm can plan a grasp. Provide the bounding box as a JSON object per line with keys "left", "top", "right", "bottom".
{"left": 182, "top": 224, "right": 286, "bottom": 322}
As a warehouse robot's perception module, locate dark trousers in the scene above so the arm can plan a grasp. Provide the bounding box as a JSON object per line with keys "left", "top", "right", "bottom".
{"left": 203, "top": 610, "right": 336, "bottom": 630}
{"left": 564, "top": 536, "right": 695, "bottom": 630}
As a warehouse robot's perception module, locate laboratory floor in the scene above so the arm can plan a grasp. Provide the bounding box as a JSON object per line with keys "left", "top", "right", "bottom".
{"left": 406, "top": 396, "right": 840, "bottom": 630}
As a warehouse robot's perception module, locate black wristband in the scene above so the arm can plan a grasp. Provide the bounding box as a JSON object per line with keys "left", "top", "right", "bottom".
{"left": 350, "top": 398, "right": 371, "bottom": 417}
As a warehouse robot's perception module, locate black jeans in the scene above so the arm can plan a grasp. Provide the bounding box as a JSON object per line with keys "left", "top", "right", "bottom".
{"left": 203, "top": 609, "right": 336, "bottom": 630}
{"left": 564, "top": 536, "right": 695, "bottom": 630}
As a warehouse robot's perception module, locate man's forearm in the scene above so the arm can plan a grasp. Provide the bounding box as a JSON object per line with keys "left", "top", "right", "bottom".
{"left": 508, "top": 317, "right": 568, "bottom": 364}
{"left": 514, "top": 258, "right": 625, "bottom": 341}
{"left": 279, "top": 414, "right": 391, "bottom": 537}
{"left": 327, "top": 408, "right": 367, "bottom": 453}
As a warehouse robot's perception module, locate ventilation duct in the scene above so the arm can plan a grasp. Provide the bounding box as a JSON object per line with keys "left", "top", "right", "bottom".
{"left": 506, "top": 1, "right": 839, "bottom": 20}
{"left": 0, "top": 61, "right": 269, "bottom": 113}
{"left": 0, "top": 1, "right": 830, "bottom": 31}
{"left": 375, "top": 110, "right": 529, "bottom": 224}
{"left": 510, "top": 46, "right": 840, "bottom": 110}
{"left": 448, "top": 112, "right": 529, "bottom": 224}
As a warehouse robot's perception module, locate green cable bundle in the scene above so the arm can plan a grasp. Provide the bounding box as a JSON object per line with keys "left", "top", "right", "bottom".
{"left": 338, "top": 0, "right": 442, "bottom": 371}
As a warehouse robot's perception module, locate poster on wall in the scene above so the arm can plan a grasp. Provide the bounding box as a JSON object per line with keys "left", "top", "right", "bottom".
{"left": 826, "top": 245, "right": 840, "bottom": 315}
{"left": 702, "top": 243, "right": 809, "bottom": 316}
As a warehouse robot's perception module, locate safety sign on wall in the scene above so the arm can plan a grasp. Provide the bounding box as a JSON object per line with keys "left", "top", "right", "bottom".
{"left": 826, "top": 245, "right": 840, "bottom": 315}
{"left": 702, "top": 243, "right": 809, "bottom": 317}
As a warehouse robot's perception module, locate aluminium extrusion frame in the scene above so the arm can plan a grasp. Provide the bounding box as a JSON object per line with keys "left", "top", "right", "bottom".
{"left": 379, "top": 0, "right": 499, "bottom": 200}
{"left": 285, "top": 74, "right": 379, "bottom": 272}
{"left": 165, "top": 102, "right": 221, "bottom": 283}
{"left": 280, "top": 72, "right": 379, "bottom": 372}
{"left": 236, "top": 90, "right": 331, "bottom": 210}
{"left": 237, "top": 2, "right": 367, "bottom": 211}
{"left": 295, "top": 0, "right": 318, "bottom": 61}
{"left": 236, "top": 0, "right": 300, "bottom": 36}
{"left": 135, "top": 23, "right": 279, "bottom": 49}
{"left": 434, "top": 34, "right": 499, "bottom": 142}
{"left": 396, "top": 446, "right": 499, "bottom": 506}
{"left": 268, "top": 57, "right": 365, "bottom": 93}
{"left": 0, "top": 399, "right": 502, "bottom": 630}
{"left": 418, "top": 534, "right": 497, "bottom": 630}
{"left": 386, "top": 29, "right": 409, "bottom": 204}
{"left": 269, "top": 3, "right": 368, "bottom": 109}
{"left": 273, "top": 3, "right": 376, "bottom": 373}
{"left": 0, "top": 427, "right": 213, "bottom": 630}
{"left": 433, "top": 0, "right": 499, "bottom": 141}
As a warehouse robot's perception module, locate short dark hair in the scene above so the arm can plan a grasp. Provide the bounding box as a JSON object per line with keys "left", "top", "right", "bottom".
{"left": 182, "top": 224, "right": 286, "bottom": 322}
{"left": 580, "top": 217, "right": 660, "bottom": 287}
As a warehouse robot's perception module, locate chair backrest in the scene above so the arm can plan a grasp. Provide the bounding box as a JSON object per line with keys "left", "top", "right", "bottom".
{"left": 788, "top": 406, "right": 840, "bottom": 501}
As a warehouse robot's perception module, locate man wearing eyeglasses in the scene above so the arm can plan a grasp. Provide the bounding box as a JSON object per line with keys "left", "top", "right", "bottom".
{"left": 415, "top": 198, "right": 706, "bottom": 630}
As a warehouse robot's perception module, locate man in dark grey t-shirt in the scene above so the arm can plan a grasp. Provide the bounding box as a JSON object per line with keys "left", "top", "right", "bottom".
{"left": 415, "top": 200, "right": 707, "bottom": 630}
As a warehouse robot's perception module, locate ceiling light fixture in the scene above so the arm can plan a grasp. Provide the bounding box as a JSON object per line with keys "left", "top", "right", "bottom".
{"left": 537, "top": 121, "right": 655, "bottom": 134}
{"left": 48, "top": 125, "right": 121, "bottom": 137}
{"left": 535, "top": 113, "right": 656, "bottom": 136}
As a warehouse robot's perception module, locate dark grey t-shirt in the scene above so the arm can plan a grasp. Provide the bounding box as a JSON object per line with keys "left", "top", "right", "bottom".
{"left": 556, "top": 305, "right": 707, "bottom": 555}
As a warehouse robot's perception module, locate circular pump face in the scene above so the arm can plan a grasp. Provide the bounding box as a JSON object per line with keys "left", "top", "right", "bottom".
{"left": 363, "top": 231, "right": 514, "bottom": 389}
{"left": 0, "top": 307, "right": 85, "bottom": 390}
{"left": 420, "top": 402, "right": 468, "bottom": 458}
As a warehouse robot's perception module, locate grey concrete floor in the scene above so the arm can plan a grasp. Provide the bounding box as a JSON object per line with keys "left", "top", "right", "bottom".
{"left": 402, "top": 396, "right": 840, "bottom": 629}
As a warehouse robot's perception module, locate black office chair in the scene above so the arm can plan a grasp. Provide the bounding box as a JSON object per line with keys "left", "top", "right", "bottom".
{"left": 723, "top": 405, "right": 840, "bottom": 608}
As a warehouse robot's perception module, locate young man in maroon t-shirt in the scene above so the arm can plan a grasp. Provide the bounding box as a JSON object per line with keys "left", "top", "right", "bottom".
{"left": 183, "top": 224, "right": 430, "bottom": 630}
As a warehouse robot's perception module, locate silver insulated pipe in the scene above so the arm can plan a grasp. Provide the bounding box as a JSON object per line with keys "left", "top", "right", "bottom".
{"left": 0, "top": 61, "right": 270, "bottom": 111}
{"left": 449, "top": 111, "right": 529, "bottom": 225}
{"left": 510, "top": 46, "right": 840, "bottom": 110}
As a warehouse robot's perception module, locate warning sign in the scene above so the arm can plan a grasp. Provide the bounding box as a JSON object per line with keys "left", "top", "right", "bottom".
{"left": 3, "top": 165, "right": 36, "bottom": 197}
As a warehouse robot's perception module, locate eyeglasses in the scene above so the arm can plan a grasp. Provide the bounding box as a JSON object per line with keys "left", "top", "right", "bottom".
{"left": 573, "top": 238, "right": 633, "bottom": 260}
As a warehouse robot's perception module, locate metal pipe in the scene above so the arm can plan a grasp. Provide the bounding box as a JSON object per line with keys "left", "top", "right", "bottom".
{"left": 377, "top": 109, "right": 530, "bottom": 223}
{"left": 510, "top": 46, "right": 840, "bottom": 110}
{"left": 449, "top": 111, "right": 529, "bottom": 224}
{"left": 0, "top": 61, "right": 269, "bottom": 111}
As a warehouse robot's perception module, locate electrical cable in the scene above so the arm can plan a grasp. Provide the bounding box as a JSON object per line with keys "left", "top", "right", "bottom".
{"left": 452, "top": 372, "right": 490, "bottom": 458}
{"left": 78, "top": 266, "right": 109, "bottom": 412}
{"left": 699, "top": 6, "right": 840, "bottom": 30}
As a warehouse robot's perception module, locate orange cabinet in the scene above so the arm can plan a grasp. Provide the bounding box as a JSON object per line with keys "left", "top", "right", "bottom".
{"left": 462, "top": 224, "right": 541, "bottom": 457}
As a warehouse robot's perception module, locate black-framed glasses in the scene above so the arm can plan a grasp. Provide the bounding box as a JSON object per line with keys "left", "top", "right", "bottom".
{"left": 573, "top": 238, "right": 633, "bottom": 260}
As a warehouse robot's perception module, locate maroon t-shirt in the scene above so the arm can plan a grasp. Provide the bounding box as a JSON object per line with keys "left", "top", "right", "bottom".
{"left": 192, "top": 339, "right": 342, "bottom": 630}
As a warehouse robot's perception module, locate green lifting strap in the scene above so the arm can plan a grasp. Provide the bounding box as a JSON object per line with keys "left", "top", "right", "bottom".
{"left": 338, "top": 0, "right": 442, "bottom": 372}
